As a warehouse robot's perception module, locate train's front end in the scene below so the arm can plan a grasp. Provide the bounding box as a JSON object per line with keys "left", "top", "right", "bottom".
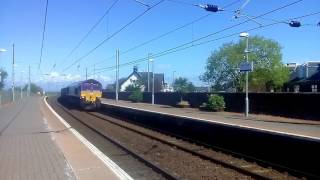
{"left": 80, "top": 79, "right": 102, "bottom": 110}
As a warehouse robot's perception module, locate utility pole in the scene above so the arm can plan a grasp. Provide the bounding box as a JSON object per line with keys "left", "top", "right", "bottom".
{"left": 151, "top": 58, "right": 155, "bottom": 105}
{"left": 93, "top": 64, "right": 96, "bottom": 79}
{"left": 86, "top": 67, "right": 88, "bottom": 80}
{"left": 20, "top": 71, "right": 23, "bottom": 99}
{"left": 245, "top": 35, "right": 249, "bottom": 117}
{"left": 0, "top": 70, "right": 2, "bottom": 108}
{"left": 12, "top": 43, "right": 15, "bottom": 102}
{"left": 28, "top": 65, "right": 31, "bottom": 96}
{"left": 0, "top": 48, "right": 7, "bottom": 108}
{"left": 116, "top": 49, "right": 119, "bottom": 101}
{"left": 172, "top": 71, "right": 176, "bottom": 89}
{"left": 240, "top": 32, "right": 250, "bottom": 117}
{"left": 147, "top": 53, "right": 151, "bottom": 92}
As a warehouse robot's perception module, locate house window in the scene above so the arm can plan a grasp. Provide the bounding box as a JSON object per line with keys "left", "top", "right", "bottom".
{"left": 294, "top": 85, "right": 300, "bottom": 92}
{"left": 311, "top": 85, "right": 318, "bottom": 92}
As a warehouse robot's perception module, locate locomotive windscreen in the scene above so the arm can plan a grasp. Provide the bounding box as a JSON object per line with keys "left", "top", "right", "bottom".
{"left": 81, "top": 83, "right": 102, "bottom": 91}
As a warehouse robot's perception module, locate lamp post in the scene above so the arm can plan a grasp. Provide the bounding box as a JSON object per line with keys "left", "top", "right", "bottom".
{"left": 150, "top": 58, "right": 155, "bottom": 105}
{"left": 20, "top": 71, "right": 24, "bottom": 99}
{"left": 239, "top": 32, "right": 250, "bottom": 117}
{"left": 115, "top": 49, "right": 119, "bottom": 102}
{"left": 28, "top": 65, "right": 31, "bottom": 96}
{"left": 0, "top": 48, "right": 6, "bottom": 108}
{"left": 43, "top": 73, "right": 50, "bottom": 94}
{"left": 147, "top": 53, "right": 152, "bottom": 92}
{"left": 172, "top": 71, "right": 176, "bottom": 92}
{"left": 12, "top": 44, "right": 15, "bottom": 102}
{"left": 59, "top": 73, "right": 67, "bottom": 92}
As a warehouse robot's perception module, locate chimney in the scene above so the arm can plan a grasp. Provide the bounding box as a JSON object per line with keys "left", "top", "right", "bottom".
{"left": 133, "top": 66, "right": 138, "bottom": 73}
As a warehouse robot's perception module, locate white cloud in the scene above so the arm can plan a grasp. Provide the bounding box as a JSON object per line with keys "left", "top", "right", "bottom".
{"left": 98, "top": 75, "right": 112, "bottom": 81}
{"left": 87, "top": 74, "right": 113, "bottom": 84}
{"left": 40, "top": 71, "right": 81, "bottom": 82}
{"left": 65, "top": 74, "right": 81, "bottom": 81}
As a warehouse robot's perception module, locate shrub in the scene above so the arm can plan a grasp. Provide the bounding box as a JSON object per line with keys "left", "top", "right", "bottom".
{"left": 176, "top": 100, "right": 190, "bottom": 108}
{"left": 206, "top": 94, "right": 225, "bottom": 111}
{"left": 128, "top": 89, "right": 143, "bottom": 102}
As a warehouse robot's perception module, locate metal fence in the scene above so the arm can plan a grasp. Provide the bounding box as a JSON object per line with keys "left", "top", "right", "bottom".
{"left": 0, "top": 89, "right": 28, "bottom": 105}
{"left": 103, "top": 91, "right": 320, "bottom": 120}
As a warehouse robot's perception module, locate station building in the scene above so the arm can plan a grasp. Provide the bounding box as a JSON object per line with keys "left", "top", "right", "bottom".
{"left": 284, "top": 61, "right": 320, "bottom": 92}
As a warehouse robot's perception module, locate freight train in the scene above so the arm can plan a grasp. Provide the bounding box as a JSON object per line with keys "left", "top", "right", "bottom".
{"left": 61, "top": 79, "right": 102, "bottom": 110}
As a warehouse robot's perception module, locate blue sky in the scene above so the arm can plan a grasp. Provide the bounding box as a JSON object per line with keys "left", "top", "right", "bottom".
{"left": 0, "top": 0, "right": 319, "bottom": 91}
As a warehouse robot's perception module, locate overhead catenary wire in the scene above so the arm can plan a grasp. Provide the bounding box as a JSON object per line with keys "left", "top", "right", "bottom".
{"left": 153, "top": 0, "right": 304, "bottom": 58}
{"left": 38, "top": 0, "right": 49, "bottom": 70}
{"left": 92, "top": 10, "right": 320, "bottom": 76}
{"left": 167, "top": 0, "right": 242, "bottom": 9}
{"left": 156, "top": 11, "right": 320, "bottom": 57}
{"left": 155, "top": 11, "right": 320, "bottom": 58}
{"left": 166, "top": 0, "right": 195, "bottom": 6}
{"left": 255, "top": 15, "right": 318, "bottom": 27}
{"left": 92, "top": 0, "right": 243, "bottom": 68}
{"left": 54, "top": 0, "right": 119, "bottom": 71}
{"left": 93, "top": 13, "right": 212, "bottom": 67}
{"left": 133, "top": 0, "right": 150, "bottom": 7}
{"left": 222, "top": 0, "right": 243, "bottom": 9}
{"left": 61, "top": 0, "right": 165, "bottom": 73}
{"left": 94, "top": 0, "right": 303, "bottom": 72}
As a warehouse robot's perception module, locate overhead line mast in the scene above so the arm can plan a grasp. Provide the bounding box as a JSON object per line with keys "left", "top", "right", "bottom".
{"left": 12, "top": 44, "right": 15, "bottom": 102}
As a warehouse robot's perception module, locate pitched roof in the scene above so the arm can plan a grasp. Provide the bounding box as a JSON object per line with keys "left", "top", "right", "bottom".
{"left": 139, "top": 72, "right": 164, "bottom": 83}
{"left": 106, "top": 66, "right": 165, "bottom": 92}
{"left": 286, "top": 71, "right": 320, "bottom": 85}
{"left": 118, "top": 72, "right": 140, "bottom": 87}
{"left": 138, "top": 72, "right": 164, "bottom": 92}
{"left": 307, "top": 70, "right": 320, "bottom": 81}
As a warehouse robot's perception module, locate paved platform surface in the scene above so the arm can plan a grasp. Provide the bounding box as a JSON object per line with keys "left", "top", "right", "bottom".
{"left": 101, "top": 98, "right": 320, "bottom": 140}
{"left": 0, "top": 96, "right": 124, "bottom": 180}
{"left": 0, "top": 97, "right": 75, "bottom": 180}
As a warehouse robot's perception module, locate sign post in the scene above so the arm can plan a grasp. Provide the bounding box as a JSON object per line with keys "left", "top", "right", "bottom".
{"left": 239, "top": 62, "right": 253, "bottom": 72}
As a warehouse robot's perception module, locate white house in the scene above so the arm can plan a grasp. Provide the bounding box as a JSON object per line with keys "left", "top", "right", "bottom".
{"left": 106, "top": 66, "right": 165, "bottom": 92}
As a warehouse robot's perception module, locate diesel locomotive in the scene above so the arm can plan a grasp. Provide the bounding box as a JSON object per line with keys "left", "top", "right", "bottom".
{"left": 61, "top": 79, "right": 102, "bottom": 110}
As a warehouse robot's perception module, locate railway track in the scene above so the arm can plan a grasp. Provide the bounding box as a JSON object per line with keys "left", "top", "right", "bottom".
{"left": 50, "top": 98, "right": 171, "bottom": 180}
{"left": 52, "top": 97, "right": 300, "bottom": 179}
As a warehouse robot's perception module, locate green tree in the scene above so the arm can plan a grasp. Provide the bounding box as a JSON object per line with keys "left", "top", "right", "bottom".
{"left": 173, "top": 77, "right": 195, "bottom": 93}
{"left": 125, "top": 79, "right": 143, "bottom": 92}
{"left": 128, "top": 89, "right": 143, "bottom": 102}
{"left": 0, "top": 68, "right": 8, "bottom": 90}
{"left": 173, "top": 77, "right": 195, "bottom": 104}
{"left": 23, "top": 83, "right": 43, "bottom": 94}
{"left": 126, "top": 79, "right": 144, "bottom": 102}
{"left": 200, "top": 36, "right": 290, "bottom": 92}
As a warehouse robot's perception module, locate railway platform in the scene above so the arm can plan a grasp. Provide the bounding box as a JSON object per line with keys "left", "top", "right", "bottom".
{"left": 101, "top": 98, "right": 320, "bottom": 140}
{"left": 0, "top": 96, "right": 131, "bottom": 180}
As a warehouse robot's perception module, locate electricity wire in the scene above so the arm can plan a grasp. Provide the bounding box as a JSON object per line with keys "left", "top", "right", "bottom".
{"left": 54, "top": 0, "right": 119, "bottom": 70}
{"left": 94, "top": 0, "right": 303, "bottom": 72}
{"left": 38, "top": 0, "right": 49, "bottom": 70}
{"left": 92, "top": 10, "right": 320, "bottom": 75}
{"left": 61, "top": 0, "right": 165, "bottom": 73}
{"left": 92, "top": 0, "right": 242, "bottom": 67}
